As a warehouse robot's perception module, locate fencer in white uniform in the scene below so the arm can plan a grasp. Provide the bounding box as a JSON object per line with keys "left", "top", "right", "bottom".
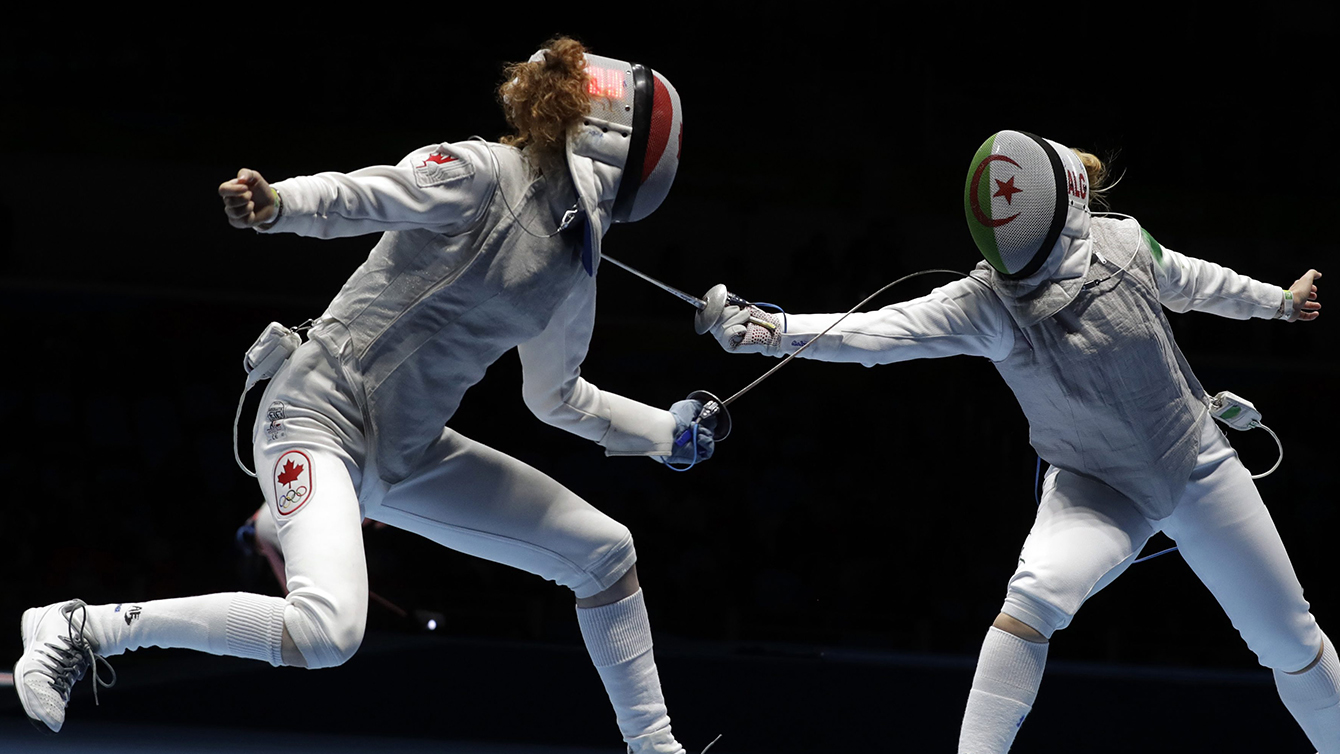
{"left": 14, "top": 41, "right": 709, "bottom": 754}
{"left": 707, "top": 130, "right": 1334, "bottom": 752}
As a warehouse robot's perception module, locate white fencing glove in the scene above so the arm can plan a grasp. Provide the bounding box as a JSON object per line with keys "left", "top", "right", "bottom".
{"left": 711, "top": 304, "right": 782, "bottom": 354}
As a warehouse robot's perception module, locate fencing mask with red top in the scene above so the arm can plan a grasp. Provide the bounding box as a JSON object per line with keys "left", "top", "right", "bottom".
{"left": 545, "top": 50, "right": 682, "bottom": 272}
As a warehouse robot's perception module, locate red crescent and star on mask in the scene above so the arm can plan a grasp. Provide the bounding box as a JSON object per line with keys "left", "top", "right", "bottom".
{"left": 969, "top": 154, "right": 1023, "bottom": 228}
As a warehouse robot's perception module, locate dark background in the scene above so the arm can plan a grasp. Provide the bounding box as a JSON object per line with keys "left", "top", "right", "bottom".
{"left": 2, "top": 9, "right": 1337, "bottom": 752}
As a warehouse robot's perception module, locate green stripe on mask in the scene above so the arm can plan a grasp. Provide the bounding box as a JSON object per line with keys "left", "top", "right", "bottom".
{"left": 965, "top": 134, "right": 1006, "bottom": 272}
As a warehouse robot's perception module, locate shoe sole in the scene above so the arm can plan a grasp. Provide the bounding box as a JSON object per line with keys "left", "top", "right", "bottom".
{"left": 14, "top": 606, "right": 59, "bottom": 734}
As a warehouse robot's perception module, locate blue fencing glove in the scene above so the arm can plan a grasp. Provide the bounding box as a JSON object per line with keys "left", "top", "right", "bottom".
{"left": 658, "top": 399, "right": 718, "bottom": 469}
{"left": 235, "top": 516, "right": 257, "bottom": 557}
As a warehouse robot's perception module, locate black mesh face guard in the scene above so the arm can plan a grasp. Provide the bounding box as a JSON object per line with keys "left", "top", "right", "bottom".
{"left": 565, "top": 53, "right": 681, "bottom": 236}
{"left": 611, "top": 63, "right": 653, "bottom": 224}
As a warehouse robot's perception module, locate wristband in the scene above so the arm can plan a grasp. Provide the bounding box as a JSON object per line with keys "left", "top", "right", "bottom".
{"left": 258, "top": 187, "right": 283, "bottom": 230}
{"left": 1275, "top": 289, "right": 1294, "bottom": 320}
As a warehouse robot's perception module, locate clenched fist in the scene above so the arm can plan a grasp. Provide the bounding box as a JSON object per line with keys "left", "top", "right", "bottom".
{"left": 219, "top": 168, "right": 279, "bottom": 229}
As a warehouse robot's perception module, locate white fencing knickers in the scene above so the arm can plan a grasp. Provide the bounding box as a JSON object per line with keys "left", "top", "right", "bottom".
{"left": 255, "top": 340, "right": 638, "bottom": 668}
{"left": 1001, "top": 412, "right": 1322, "bottom": 673}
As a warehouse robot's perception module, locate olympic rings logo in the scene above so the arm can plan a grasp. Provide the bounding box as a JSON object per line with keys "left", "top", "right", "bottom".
{"left": 274, "top": 449, "right": 313, "bottom": 515}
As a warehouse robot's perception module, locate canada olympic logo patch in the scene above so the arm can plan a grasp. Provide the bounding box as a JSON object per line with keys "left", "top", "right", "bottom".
{"left": 412, "top": 149, "right": 470, "bottom": 188}
{"left": 273, "top": 449, "right": 313, "bottom": 516}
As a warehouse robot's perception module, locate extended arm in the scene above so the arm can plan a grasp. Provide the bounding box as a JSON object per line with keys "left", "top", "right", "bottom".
{"left": 516, "top": 274, "right": 680, "bottom": 457}
{"left": 1153, "top": 236, "right": 1322, "bottom": 322}
{"left": 217, "top": 142, "right": 497, "bottom": 238}
{"left": 711, "top": 276, "right": 1014, "bottom": 365}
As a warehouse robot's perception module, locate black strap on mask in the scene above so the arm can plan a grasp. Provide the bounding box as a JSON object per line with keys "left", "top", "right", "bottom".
{"left": 1004, "top": 131, "right": 1069, "bottom": 280}
{"left": 611, "top": 64, "right": 653, "bottom": 223}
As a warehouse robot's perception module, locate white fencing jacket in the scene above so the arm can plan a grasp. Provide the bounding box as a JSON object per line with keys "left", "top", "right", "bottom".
{"left": 767, "top": 216, "right": 1284, "bottom": 519}
{"left": 262, "top": 141, "right": 677, "bottom": 483}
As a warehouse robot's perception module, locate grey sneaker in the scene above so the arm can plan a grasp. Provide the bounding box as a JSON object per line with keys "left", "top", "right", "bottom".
{"left": 14, "top": 599, "right": 116, "bottom": 733}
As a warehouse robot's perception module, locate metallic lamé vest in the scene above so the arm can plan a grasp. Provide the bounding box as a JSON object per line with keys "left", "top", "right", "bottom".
{"left": 974, "top": 217, "right": 1209, "bottom": 519}
{"left": 309, "top": 143, "right": 587, "bottom": 483}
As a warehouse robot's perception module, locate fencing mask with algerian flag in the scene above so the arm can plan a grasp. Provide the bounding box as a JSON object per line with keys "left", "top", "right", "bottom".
{"left": 964, "top": 130, "right": 1092, "bottom": 279}
{"left": 535, "top": 49, "right": 682, "bottom": 274}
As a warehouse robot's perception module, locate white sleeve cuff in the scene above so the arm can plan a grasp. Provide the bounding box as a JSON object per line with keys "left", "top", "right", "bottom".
{"left": 599, "top": 393, "right": 677, "bottom": 457}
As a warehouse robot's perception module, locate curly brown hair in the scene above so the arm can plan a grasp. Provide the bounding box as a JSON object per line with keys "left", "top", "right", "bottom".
{"left": 498, "top": 37, "right": 593, "bottom": 156}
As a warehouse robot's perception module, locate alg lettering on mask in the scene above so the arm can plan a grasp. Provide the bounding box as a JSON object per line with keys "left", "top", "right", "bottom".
{"left": 1067, "top": 168, "right": 1088, "bottom": 202}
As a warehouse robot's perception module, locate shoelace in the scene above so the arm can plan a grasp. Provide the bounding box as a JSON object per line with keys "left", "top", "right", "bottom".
{"left": 36, "top": 601, "right": 116, "bottom": 706}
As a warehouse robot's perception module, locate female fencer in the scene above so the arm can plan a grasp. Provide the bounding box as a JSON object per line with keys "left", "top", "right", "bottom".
{"left": 14, "top": 37, "right": 713, "bottom": 754}
{"left": 705, "top": 130, "right": 1332, "bottom": 752}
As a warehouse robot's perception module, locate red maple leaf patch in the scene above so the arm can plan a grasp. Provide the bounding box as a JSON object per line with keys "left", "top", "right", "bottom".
{"left": 418, "top": 153, "right": 457, "bottom": 168}
{"left": 277, "top": 459, "right": 304, "bottom": 486}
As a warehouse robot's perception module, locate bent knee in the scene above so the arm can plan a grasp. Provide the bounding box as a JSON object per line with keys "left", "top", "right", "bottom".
{"left": 1234, "top": 612, "right": 1324, "bottom": 672}
{"left": 309, "top": 620, "right": 365, "bottom": 669}
{"left": 1001, "top": 589, "right": 1071, "bottom": 640}
{"left": 993, "top": 612, "right": 1048, "bottom": 643}
{"left": 283, "top": 588, "right": 367, "bottom": 669}
{"left": 567, "top": 525, "right": 637, "bottom": 601}
{"left": 1257, "top": 630, "right": 1325, "bottom": 674}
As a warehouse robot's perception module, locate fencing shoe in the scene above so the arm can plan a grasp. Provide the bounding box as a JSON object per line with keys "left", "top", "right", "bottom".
{"left": 14, "top": 599, "right": 116, "bottom": 733}
{"left": 626, "top": 728, "right": 723, "bottom": 754}
{"left": 626, "top": 727, "right": 686, "bottom": 754}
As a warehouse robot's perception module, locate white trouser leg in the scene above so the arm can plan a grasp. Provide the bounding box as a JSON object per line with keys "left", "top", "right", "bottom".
{"left": 965, "top": 462, "right": 1155, "bottom": 749}
{"left": 995, "top": 415, "right": 1329, "bottom": 747}
{"left": 1159, "top": 418, "right": 1321, "bottom": 671}
{"left": 1160, "top": 418, "right": 1328, "bottom": 746}
{"left": 1001, "top": 466, "right": 1156, "bottom": 639}
{"left": 80, "top": 342, "right": 369, "bottom": 669}
{"left": 260, "top": 442, "right": 369, "bottom": 669}
{"left": 79, "top": 438, "right": 365, "bottom": 671}
{"left": 365, "top": 427, "right": 636, "bottom": 600}
{"left": 253, "top": 341, "right": 371, "bottom": 669}
{"left": 367, "top": 427, "right": 668, "bottom": 747}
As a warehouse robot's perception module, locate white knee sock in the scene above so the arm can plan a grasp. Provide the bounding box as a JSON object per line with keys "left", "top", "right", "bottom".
{"left": 958, "top": 627, "right": 1049, "bottom": 754}
{"left": 1275, "top": 633, "right": 1340, "bottom": 754}
{"left": 576, "top": 589, "right": 679, "bottom": 749}
{"left": 82, "top": 593, "right": 286, "bottom": 666}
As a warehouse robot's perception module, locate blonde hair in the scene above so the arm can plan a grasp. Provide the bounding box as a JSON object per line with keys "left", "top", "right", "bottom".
{"left": 498, "top": 37, "right": 592, "bottom": 157}
{"left": 1073, "top": 148, "right": 1113, "bottom": 209}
